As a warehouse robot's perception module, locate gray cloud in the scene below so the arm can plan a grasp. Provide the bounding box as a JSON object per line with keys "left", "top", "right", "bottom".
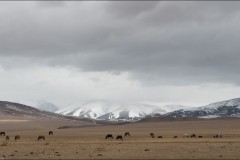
{"left": 1, "top": 1, "right": 240, "bottom": 86}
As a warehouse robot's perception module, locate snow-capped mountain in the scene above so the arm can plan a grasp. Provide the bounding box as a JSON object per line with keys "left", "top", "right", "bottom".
{"left": 162, "top": 98, "right": 240, "bottom": 118}
{"left": 55, "top": 100, "right": 167, "bottom": 120}
{"left": 16, "top": 100, "right": 59, "bottom": 112}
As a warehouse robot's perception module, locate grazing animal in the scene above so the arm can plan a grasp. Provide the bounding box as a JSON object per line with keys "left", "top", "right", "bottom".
{"left": 116, "top": 135, "right": 123, "bottom": 140}
{"left": 105, "top": 134, "right": 113, "bottom": 139}
{"left": 150, "top": 133, "right": 155, "bottom": 138}
{"left": 190, "top": 134, "right": 196, "bottom": 138}
{"left": 125, "top": 132, "right": 130, "bottom": 136}
{"left": 198, "top": 136, "right": 203, "bottom": 138}
{"left": 0, "top": 132, "right": 5, "bottom": 136}
{"left": 38, "top": 135, "right": 45, "bottom": 141}
{"left": 173, "top": 136, "right": 178, "bottom": 138}
{"left": 15, "top": 135, "right": 20, "bottom": 141}
{"left": 214, "top": 134, "right": 222, "bottom": 138}
{"left": 157, "top": 136, "right": 163, "bottom": 138}
{"left": 49, "top": 131, "right": 53, "bottom": 135}
{"left": 182, "top": 134, "right": 189, "bottom": 138}
{"left": 6, "top": 136, "right": 9, "bottom": 141}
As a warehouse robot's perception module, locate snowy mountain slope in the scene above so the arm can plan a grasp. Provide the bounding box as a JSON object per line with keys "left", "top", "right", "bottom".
{"left": 55, "top": 100, "right": 167, "bottom": 120}
{"left": 16, "top": 100, "right": 59, "bottom": 112}
{"left": 163, "top": 98, "right": 240, "bottom": 118}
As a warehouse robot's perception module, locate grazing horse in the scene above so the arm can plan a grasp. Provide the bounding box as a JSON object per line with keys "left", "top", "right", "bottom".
{"left": 198, "top": 136, "right": 203, "bottom": 138}
{"left": 15, "top": 135, "right": 20, "bottom": 141}
{"left": 214, "top": 134, "right": 222, "bottom": 138}
{"left": 105, "top": 134, "right": 113, "bottom": 139}
{"left": 150, "top": 133, "right": 155, "bottom": 138}
{"left": 49, "top": 131, "right": 53, "bottom": 135}
{"left": 182, "top": 134, "right": 189, "bottom": 138}
{"left": 0, "top": 132, "right": 5, "bottom": 136}
{"left": 190, "top": 134, "right": 196, "bottom": 138}
{"left": 6, "top": 136, "right": 9, "bottom": 141}
{"left": 125, "top": 132, "right": 130, "bottom": 136}
{"left": 38, "top": 135, "right": 45, "bottom": 141}
{"left": 157, "top": 136, "right": 163, "bottom": 138}
{"left": 173, "top": 136, "right": 178, "bottom": 138}
{"left": 116, "top": 135, "right": 123, "bottom": 140}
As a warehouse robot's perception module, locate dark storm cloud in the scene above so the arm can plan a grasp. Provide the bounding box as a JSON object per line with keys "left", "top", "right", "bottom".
{"left": 1, "top": 1, "right": 240, "bottom": 85}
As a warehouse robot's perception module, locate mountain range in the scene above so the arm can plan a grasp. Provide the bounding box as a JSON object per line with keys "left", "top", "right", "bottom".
{"left": 55, "top": 101, "right": 167, "bottom": 121}
{"left": 3, "top": 97, "right": 240, "bottom": 121}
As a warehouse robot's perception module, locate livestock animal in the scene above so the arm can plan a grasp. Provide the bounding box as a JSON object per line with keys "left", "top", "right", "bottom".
{"left": 105, "top": 134, "right": 113, "bottom": 139}
{"left": 116, "top": 135, "right": 123, "bottom": 140}
{"left": 214, "top": 134, "right": 222, "bottom": 138}
{"left": 6, "top": 136, "right": 9, "bottom": 141}
{"left": 49, "top": 131, "right": 53, "bottom": 135}
{"left": 173, "top": 136, "right": 178, "bottom": 138}
{"left": 190, "top": 134, "right": 196, "bottom": 138}
{"left": 198, "top": 136, "right": 203, "bottom": 138}
{"left": 0, "top": 132, "right": 5, "bottom": 136}
{"left": 15, "top": 135, "right": 20, "bottom": 141}
{"left": 38, "top": 135, "right": 45, "bottom": 141}
{"left": 125, "top": 132, "right": 130, "bottom": 136}
{"left": 182, "top": 134, "right": 189, "bottom": 138}
{"left": 150, "top": 133, "right": 155, "bottom": 138}
{"left": 157, "top": 136, "right": 163, "bottom": 138}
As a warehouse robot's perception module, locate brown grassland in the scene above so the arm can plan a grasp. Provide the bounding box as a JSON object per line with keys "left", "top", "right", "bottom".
{"left": 1, "top": 117, "right": 240, "bottom": 159}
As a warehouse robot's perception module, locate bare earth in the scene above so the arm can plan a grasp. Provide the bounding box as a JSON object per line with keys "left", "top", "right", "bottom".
{"left": 1, "top": 117, "right": 240, "bottom": 159}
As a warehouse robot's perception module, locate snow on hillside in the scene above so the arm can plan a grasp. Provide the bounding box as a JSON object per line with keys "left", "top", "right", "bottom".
{"left": 16, "top": 100, "right": 59, "bottom": 112}
{"left": 55, "top": 100, "right": 167, "bottom": 120}
{"left": 163, "top": 97, "right": 240, "bottom": 118}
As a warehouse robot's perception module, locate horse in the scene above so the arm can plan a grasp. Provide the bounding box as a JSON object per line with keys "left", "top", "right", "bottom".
{"left": 157, "top": 136, "right": 163, "bottom": 138}
{"left": 38, "top": 135, "right": 45, "bottom": 141}
{"left": 6, "top": 136, "right": 9, "bottom": 141}
{"left": 214, "top": 134, "right": 222, "bottom": 138}
{"left": 105, "top": 134, "right": 113, "bottom": 139}
{"left": 190, "top": 134, "right": 196, "bottom": 138}
{"left": 198, "top": 136, "right": 203, "bottom": 138}
{"left": 173, "top": 136, "right": 178, "bottom": 138}
{"left": 15, "top": 135, "right": 20, "bottom": 141}
{"left": 0, "top": 132, "right": 5, "bottom": 136}
{"left": 150, "top": 133, "right": 155, "bottom": 138}
{"left": 49, "top": 131, "right": 53, "bottom": 135}
{"left": 182, "top": 134, "right": 189, "bottom": 138}
{"left": 116, "top": 135, "right": 123, "bottom": 140}
{"left": 125, "top": 132, "right": 130, "bottom": 136}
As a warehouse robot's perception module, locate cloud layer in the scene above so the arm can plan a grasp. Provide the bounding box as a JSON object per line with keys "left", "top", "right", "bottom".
{"left": 1, "top": 1, "right": 240, "bottom": 106}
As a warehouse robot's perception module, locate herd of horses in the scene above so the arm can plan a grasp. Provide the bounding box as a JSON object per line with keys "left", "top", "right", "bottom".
{"left": 0, "top": 131, "right": 53, "bottom": 141}
{"left": 150, "top": 133, "right": 222, "bottom": 138}
{"left": 0, "top": 130, "right": 223, "bottom": 141}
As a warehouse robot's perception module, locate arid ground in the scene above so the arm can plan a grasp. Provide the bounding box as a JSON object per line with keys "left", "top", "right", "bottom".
{"left": 1, "top": 117, "right": 240, "bottom": 159}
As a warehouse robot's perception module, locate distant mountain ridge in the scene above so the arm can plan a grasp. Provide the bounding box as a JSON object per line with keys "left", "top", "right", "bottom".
{"left": 161, "top": 98, "right": 240, "bottom": 118}
{"left": 16, "top": 100, "right": 59, "bottom": 112}
{"left": 55, "top": 100, "right": 167, "bottom": 121}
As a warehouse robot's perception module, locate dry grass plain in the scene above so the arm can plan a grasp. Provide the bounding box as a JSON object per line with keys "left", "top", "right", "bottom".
{"left": 1, "top": 117, "right": 240, "bottom": 159}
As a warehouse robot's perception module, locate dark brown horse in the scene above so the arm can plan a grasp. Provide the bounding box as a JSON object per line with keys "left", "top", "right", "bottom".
{"left": 0, "top": 132, "right": 5, "bottom": 136}
{"left": 125, "top": 132, "right": 130, "bottom": 136}
{"left": 173, "top": 136, "right": 178, "bottom": 138}
{"left": 49, "top": 131, "right": 53, "bottom": 135}
{"left": 191, "top": 134, "right": 196, "bottom": 138}
{"left": 38, "top": 135, "right": 45, "bottom": 141}
{"left": 198, "top": 136, "right": 203, "bottom": 138}
{"left": 6, "top": 136, "right": 9, "bottom": 141}
{"left": 105, "top": 134, "right": 113, "bottom": 139}
{"left": 157, "top": 136, "right": 163, "bottom": 138}
{"left": 116, "top": 135, "right": 123, "bottom": 140}
{"left": 15, "top": 135, "right": 20, "bottom": 141}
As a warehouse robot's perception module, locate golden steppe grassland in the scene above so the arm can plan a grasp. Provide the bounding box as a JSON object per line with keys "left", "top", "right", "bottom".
{"left": 1, "top": 117, "right": 240, "bottom": 159}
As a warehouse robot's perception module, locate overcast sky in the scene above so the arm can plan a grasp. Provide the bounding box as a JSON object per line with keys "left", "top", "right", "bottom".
{"left": 1, "top": 1, "right": 240, "bottom": 108}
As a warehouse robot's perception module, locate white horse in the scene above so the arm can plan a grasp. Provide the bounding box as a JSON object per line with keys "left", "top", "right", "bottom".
{"left": 182, "top": 134, "right": 189, "bottom": 138}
